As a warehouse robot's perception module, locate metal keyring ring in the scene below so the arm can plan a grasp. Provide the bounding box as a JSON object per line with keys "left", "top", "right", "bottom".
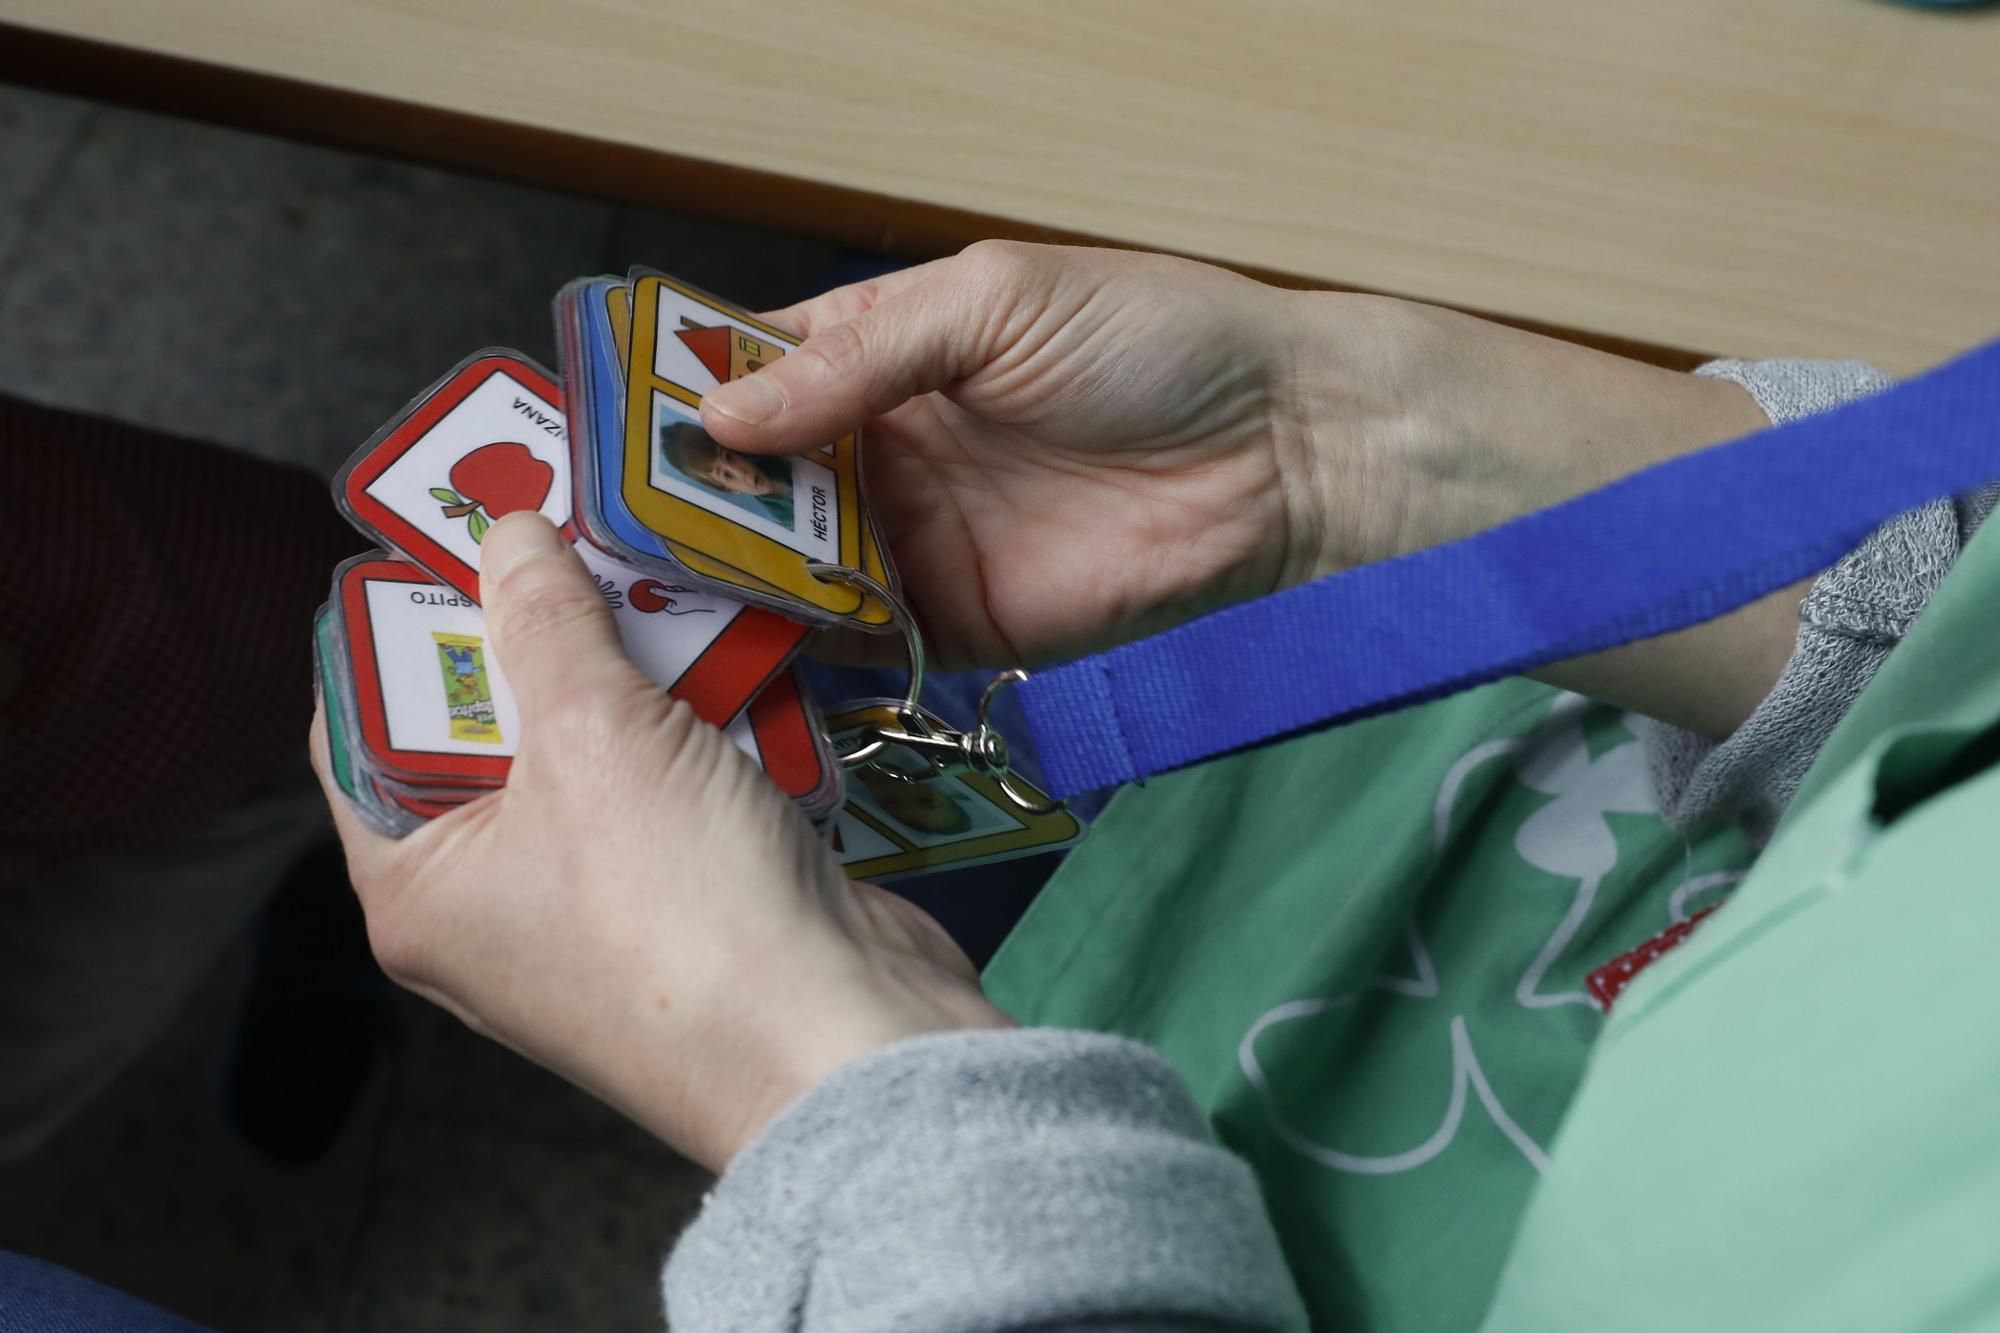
{"left": 807, "top": 565, "right": 1063, "bottom": 815}
{"left": 806, "top": 563, "right": 927, "bottom": 768}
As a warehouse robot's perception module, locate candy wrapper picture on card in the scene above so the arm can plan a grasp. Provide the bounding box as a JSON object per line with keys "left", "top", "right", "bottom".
{"left": 431, "top": 632, "right": 502, "bottom": 743}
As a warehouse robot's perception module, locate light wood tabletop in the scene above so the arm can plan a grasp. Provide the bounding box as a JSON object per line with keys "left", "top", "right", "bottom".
{"left": 2, "top": 0, "right": 1995, "bottom": 373}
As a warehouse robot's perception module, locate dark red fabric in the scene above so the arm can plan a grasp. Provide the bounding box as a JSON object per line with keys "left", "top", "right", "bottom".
{"left": 1585, "top": 905, "right": 1721, "bottom": 1013}
{"left": 0, "top": 394, "right": 365, "bottom": 890}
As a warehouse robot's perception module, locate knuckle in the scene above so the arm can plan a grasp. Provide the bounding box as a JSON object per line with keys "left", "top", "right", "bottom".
{"left": 620, "top": 692, "right": 705, "bottom": 772}
{"left": 943, "top": 241, "right": 1045, "bottom": 353}
{"left": 796, "top": 316, "right": 871, "bottom": 382}
{"left": 957, "top": 237, "right": 1033, "bottom": 284}
{"left": 648, "top": 695, "right": 708, "bottom": 766}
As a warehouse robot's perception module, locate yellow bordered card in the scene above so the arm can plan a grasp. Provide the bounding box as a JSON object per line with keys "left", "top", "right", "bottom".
{"left": 825, "top": 701, "right": 1086, "bottom": 881}
{"left": 619, "top": 272, "right": 893, "bottom": 627}
{"left": 602, "top": 281, "right": 898, "bottom": 609}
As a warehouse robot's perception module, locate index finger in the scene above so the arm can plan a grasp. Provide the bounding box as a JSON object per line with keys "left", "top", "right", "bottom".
{"left": 759, "top": 258, "right": 946, "bottom": 340}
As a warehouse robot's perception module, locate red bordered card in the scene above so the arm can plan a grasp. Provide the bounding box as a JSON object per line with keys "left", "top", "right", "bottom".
{"left": 337, "top": 557, "right": 516, "bottom": 786}
{"left": 583, "top": 545, "right": 806, "bottom": 728}
{"left": 336, "top": 352, "right": 806, "bottom": 728}
{"left": 336, "top": 555, "right": 828, "bottom": 801}
{"left": 728, "top": 667, "right": 838, "bottom": 811}
{"left": 376, "top": 780, "right": 471, "bottom": 820}
{"left": 337, "top": 351, "right": 576, "bottom": 605}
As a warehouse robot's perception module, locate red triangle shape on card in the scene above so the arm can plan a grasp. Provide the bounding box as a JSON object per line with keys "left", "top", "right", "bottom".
{"left": 676, "top": 323, "right": 733, "bottom": 384}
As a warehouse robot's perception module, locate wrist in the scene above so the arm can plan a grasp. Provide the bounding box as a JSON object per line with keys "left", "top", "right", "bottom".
{"left": 637, "top": 897, "right": 1012, "bottom": 1172}
{"left": 704, "top": 976, "right": 1011, "bottom": 1172}
{"left": 1274, "top": 293, "right": 1768, "bottom": 578}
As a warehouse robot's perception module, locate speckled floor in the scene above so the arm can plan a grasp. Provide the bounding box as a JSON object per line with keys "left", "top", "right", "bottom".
{"left": 0, "top": 80, "right": 848, "bottom": 1331}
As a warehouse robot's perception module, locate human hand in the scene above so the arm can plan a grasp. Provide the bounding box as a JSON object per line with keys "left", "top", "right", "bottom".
{"left": 703, "top": 242, "right": 1765, "bottom": 672}
{"left": 703, "top": 242, "right": 1341, "bottom": 666}
{"left": 311, "top": 513, "right": 1008, "bottom": 1170}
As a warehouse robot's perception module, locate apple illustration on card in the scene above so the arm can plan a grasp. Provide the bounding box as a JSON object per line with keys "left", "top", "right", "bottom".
{"left": 430, "top": 442, "right": 555, "bottom": 543}
{"left": 337, "top": 352, "right": 575, "bottom": 603}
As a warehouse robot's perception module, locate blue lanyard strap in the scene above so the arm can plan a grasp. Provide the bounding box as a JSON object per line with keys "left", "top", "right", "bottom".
{"left": 1017, "top": 337, "right": 2000, "bottom": 800}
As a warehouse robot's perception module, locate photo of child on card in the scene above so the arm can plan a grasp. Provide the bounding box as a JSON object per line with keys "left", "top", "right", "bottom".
{"left": 655, "top": 418, "right": 796, "bottom": 528}
{"left": 647, "top": 398, "right": 839, "bottom": 560}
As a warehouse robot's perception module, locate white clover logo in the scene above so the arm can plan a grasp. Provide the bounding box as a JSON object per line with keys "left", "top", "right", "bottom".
{"left": 1238, "top": 695, "right": 1735, "bottom": 1175}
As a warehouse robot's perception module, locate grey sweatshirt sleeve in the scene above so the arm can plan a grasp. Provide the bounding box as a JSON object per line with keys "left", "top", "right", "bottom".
{"left": 1639, "top": 358, "right": 2000, "bottom": 843}
{"left": 661, "top": 1029, "right": 1308, "bottom": 1333}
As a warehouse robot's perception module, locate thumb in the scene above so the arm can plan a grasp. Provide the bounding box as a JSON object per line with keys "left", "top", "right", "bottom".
{"left": 700, "top": 271, "right": 990, "bottom": 455}
{"left": 478, "top": 514, "right": 631, "bottom": 713}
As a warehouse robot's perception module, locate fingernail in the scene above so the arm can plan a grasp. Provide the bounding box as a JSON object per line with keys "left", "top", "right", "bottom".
{"left": 482, "top": 511, "right": 566, "bottom": 579}
{"left": 705, "top": 375, "right": 785, "bottom": 425}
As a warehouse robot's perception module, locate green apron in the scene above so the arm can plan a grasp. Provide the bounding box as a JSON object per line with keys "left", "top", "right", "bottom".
{"left": 985, "top": 519, "right": 2000, "bottom": 1331}
{"left": 986, "top": 683, "right": 1756, "bottom": 1330}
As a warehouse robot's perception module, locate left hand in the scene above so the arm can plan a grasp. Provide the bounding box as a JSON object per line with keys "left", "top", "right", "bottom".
{"left": 705, "top": 243, "right": 1337, "bottom": 668}
{"left": 711, "top": 241, "right": 1781, "bottom": 735}
{"left": 311, "top": 513, "right": 1008, "bottom": 1170}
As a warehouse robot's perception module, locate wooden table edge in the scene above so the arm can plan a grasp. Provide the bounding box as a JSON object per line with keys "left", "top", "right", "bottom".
{"left": 0, "top": 19, "right": 1707, "bottom": 371}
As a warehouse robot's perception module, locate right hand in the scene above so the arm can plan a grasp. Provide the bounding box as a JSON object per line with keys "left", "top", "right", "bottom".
{"left": 313, "top": 514, "right": 1007, "bottom": 1171}
{"left": 702, "top": 242, "right": 1354, "bottom": 667}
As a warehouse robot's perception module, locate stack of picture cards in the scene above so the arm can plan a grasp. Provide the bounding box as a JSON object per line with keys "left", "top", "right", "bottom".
{"left": 314, "top": 554, "right": 839, "bottom": 838}
{"left": 555, "top": 270, "right": 899, "bottom": 628}
{"left": 324, "top": 348, "right": 836, "bottom": 835}
{"left": 317, "top": 271, "right": 1083, "bottom": 878}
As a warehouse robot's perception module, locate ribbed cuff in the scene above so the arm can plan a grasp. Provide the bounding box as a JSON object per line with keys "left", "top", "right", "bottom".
{"left": 1645, "top": 357, "right": 1930, "bottom": 842}
{"left": 662, "top": 1029, "right": 1306, "bottom": 1333}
